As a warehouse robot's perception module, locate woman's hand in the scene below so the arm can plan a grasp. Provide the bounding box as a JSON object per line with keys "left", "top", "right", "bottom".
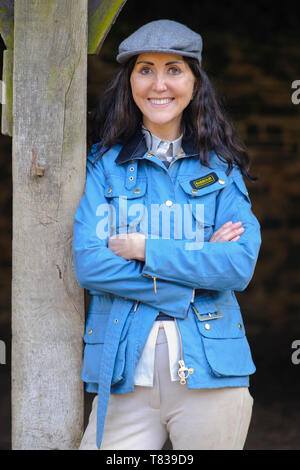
{"left": 108, "top": 232, "right": 146, "bottom": 261}
{"left": 209, "top": 221, "right": 244, "bottom": 243}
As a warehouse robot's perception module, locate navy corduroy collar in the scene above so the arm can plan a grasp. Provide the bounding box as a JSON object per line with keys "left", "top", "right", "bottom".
{"left": 115, "top": 126, "right": 199, "bottom": 165}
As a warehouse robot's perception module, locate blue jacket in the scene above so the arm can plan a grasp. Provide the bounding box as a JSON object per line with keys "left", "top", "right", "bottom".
{"left": 73, "top": 128, "right": 262, "bottom": 448}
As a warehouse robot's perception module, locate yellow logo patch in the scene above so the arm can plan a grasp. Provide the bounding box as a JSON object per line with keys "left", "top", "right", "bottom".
{"left": 189, "top": 172, "right": 218, "bottom": 190}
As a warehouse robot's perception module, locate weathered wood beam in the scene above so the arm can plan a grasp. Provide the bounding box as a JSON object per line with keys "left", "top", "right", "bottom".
{"left": 0, "top": 0, "right": 14, "bottom": 136}
{"left": 88, "top": 0, "right": 127, "bottom": 54}
{"left": 0, "top": 0, "right": 14, "bottom": 49}
{"left": 12, "top": 0, "right": 87, "bottom": 449}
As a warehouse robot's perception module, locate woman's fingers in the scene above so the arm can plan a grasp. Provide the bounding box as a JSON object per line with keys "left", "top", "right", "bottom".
{"left": 108, "top": 232, "right": 146, "bottom": 260}
{"left": 209, "top": 221, "right": 244, "bottom": 242}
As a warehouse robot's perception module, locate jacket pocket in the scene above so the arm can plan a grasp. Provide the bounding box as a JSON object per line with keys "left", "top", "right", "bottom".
{"left": 82, "top": 312, "right": 109, "bottom": 383}
{"left": 178, "top": 170, "right": 228, "bottom": 241}
{"left": 192, "top": 304, "right": 256, "bottom": 377}
{"left": 105, "top": 177, "right": 147, "bottom": 234}
{"left": 82, "top": 305, "right": 136, "bottom": 386}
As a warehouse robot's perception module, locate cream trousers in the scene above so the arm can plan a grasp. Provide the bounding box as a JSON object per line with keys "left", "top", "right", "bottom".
{"left": 79, "top": 327, "right": 254, "bottom": 450}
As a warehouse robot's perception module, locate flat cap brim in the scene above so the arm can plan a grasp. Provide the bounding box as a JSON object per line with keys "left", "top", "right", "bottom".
{"left": 116, "top": 20, "right": 202, "bottom": 65}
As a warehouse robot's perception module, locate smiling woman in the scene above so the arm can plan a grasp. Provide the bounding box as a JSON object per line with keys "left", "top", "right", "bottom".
{"left": 74, "top": 19, "right": 261, "bottom": 451}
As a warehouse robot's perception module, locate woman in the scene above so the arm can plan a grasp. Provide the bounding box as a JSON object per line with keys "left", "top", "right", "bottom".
{"left": 73, "top": 19, "right": 261, "bottom": 450}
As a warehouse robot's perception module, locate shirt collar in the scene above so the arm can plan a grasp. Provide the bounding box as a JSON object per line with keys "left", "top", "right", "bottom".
{"left": 141, "top": 125, "right": 183, "bottom": 157}
{"left": 114, "top": 125, "right": 199, "bottom": 165}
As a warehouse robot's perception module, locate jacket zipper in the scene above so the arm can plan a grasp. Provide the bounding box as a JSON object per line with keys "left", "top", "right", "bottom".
{"left": 168, "top": 154, "right": 187, "bottom": 171}
{"left": 174, "top": 318, "right": 194, "bottom": 385}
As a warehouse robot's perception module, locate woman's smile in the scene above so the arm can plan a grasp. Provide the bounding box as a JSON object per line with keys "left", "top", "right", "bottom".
{"left": 147, "top": 97, "right": 175, "bottom": 107}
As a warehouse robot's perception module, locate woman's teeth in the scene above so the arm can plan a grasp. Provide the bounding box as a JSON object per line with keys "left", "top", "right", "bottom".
{"left": 149, "top": 98, "right": 173, "bottom": 104}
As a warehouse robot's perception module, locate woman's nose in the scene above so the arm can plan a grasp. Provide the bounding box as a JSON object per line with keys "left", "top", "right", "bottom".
{"left": 152, "top": 74, "right": 168, "bottom": 92}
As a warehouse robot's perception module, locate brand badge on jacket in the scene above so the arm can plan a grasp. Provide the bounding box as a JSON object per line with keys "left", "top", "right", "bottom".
{"left": 189, "top": 172, "right": 218, "bottom": 189}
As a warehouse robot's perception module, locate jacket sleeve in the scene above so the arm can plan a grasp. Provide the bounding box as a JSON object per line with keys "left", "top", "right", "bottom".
{"left": 141, "top": 169, "right": 262, "bottom": 292}
{"left": 73, "top": 153, "right": 193, "bottom": 318}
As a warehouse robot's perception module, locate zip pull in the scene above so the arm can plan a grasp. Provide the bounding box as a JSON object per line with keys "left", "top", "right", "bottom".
{"left": 153, "top": 276, "right": 157, "bottom": 294}
{"left": 177, "top": 359, "right": 194, "bottom": 385}
{"left": 141, "top": 272, "right": 157, "bottom": 294}
{"left": 178, "top": 359, "right": 189, "bottom": 385}
{"left": 134, "top": 300, "right": 140, "bottom": 312}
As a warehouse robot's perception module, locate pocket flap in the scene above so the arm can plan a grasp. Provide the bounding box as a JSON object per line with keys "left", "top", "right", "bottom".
{"left": 84, "top": 313, "right": 109, "bottom": 344}
{"left": 105, "top": 178, "right": 147, "bottom": 199}
{"left": 203, "top": 336, "right": 256, "bottom": 376}
{"left": 178, "top": 170, "right": 228, "bottom": 197}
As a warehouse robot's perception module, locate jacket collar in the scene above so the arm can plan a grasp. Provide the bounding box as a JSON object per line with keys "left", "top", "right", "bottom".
{"left": 115, "top": 126, "right": 199, "bottom": 165}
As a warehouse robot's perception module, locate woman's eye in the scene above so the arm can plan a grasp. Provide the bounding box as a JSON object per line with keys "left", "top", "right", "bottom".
{"left": 168, "top": 66, "right": 181, "bottom": 75}
{"left": 139, "top": 67, "right": 152, "bottom": 75}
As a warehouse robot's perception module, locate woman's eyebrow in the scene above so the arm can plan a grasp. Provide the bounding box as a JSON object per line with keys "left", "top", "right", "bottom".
{"left": 136, "top": 61, "right": 154, "bottom": 65}
{"left": 165, "top": 61, "right": 184, "bottom": 65}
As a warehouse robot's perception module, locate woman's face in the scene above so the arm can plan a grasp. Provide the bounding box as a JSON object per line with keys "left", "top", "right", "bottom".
{"left": 130, "top": 52, "right": 196, "bottom": 139}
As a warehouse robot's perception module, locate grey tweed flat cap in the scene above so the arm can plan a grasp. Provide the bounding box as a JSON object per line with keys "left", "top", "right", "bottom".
{"left": 116, "top": 19, "right": 203, "bottom": 65}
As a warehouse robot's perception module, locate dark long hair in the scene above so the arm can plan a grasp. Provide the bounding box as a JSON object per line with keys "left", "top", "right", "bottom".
{"left": 88, "top": 56, "right": 256, "bottom": 181}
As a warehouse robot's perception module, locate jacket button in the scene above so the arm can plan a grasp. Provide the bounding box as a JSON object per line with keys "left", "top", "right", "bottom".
{"left": 107, "top": 188, "right": 112, "bottom": 194}
{"left": 191, "top": 189, "right": 198, "bottom": 194}
{"left": 129, "top": 176, "right": 134, "bottom": 181}
{"left": 134, "top": 189, "right": 140, "bottom": 194}
{"left": 147, "top": 153, "right": 152, "bottom": 158}
{"left": 129, "top": 167, "right": 135, "bottom": 171}
{"left": 204, "top": 323, "right": 211, "bottom": 330}
{"left": 165, "top": 200, "right": 173, "bottom": 207}
{"left": 218, "top": 179, "right": 225, "bottom": 185}
{"left": 238, "top": 323, "right": 242, "bottom": 329}
{"left": 87, "top": 329, "right": 93, "bottom": 335}
{"left": 114, "top": 319, "right": 119, "bottom": 324}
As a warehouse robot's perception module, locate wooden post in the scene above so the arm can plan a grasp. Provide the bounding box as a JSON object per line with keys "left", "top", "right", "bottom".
{"left": 11, "top": 0, "right": 87, "bottom": 449}
{"left": 0, "top": 0, "right": 14, "bottom": 136}
{"left": 1, "top": 0, "right": 128, "bottom": 450}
